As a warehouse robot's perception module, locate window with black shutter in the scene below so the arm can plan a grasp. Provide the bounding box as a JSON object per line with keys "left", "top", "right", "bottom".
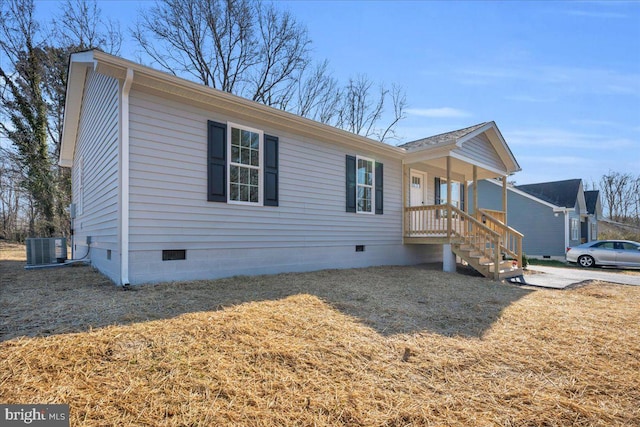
{"left": 264, "top": 134, "right": 279, "bottom": 206}
{"left": 346, "top": 154, "right": 383, "bottom": 215}
{"left": 207, "top": 120, "right": 227, "bottom": 202}
{"left": 207, "top": 121, "right": 278, "bottom": 206}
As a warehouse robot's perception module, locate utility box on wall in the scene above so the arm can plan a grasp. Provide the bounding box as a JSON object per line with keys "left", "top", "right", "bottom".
{"left": 26, "top": 238, "right": 68, "bottom": 266}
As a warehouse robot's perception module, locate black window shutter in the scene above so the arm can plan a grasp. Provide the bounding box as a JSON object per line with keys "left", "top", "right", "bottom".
{"left": 264, "top": 134, "right": 279, "bottom": 206}
{"left": 375, "top": 162, "right": 383, "bottom": 215}
{"left": 460, "top": 182, "right": 465, "bottom": 211}
{"left": 207, "top": 120, "right": 227, "bottom": 202}
{"left": 346, "top": 155, "right": 356, "bottom": 212}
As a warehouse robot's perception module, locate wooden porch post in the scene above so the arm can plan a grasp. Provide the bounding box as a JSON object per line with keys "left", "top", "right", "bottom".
{"left": 473, "top": 165, "right": 478, "bottom": 215}
{"left": 502, "top": 176, "right": 508, "bottom": 226}
{"left": 446, "top": 156, "right": 452, "bottom": 236}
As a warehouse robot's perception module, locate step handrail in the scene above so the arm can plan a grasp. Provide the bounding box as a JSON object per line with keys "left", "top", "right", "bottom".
{"left": 477, "top": 208, "right": 523, "bottom": 268}
{"left": 450, "top": 205, "right": 503, "bottom": 279}
{"left": 450, "top": 206, "right": 500, "bottom": 239}
{"left": 477, "top": 209, "right": 524, "bottom": 237}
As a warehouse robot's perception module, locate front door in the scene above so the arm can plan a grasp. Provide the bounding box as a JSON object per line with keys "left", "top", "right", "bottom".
{"left": 410, "top": 170, "right": 426, "bottom": 207}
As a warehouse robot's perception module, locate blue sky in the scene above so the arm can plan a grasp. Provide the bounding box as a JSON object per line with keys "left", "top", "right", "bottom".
{"left": 37, "top": 0, "right": 640, "bottom": 185}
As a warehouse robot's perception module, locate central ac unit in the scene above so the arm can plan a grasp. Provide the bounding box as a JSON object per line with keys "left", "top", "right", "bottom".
{"left": 26, "top": 237, "right": 68, "bottom": 266}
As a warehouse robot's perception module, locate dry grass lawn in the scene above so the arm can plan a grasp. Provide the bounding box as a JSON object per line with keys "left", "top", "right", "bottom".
{"left": 1, "top": 242, "right": 639, "bottom": 426}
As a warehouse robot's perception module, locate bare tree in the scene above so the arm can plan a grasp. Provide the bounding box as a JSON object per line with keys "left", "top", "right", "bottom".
{"left": 378, "top": 84, "right": 407, "bottom": 142}
{"left": 0, "top": 148, "right": 25, "bottom": 239}
{"left": 292, "top": 60, "right": 341, "bottom": 123}
{"left": 0, "top": 0, "right": 55, "bottom": 235}
{"left": 54, "top": 0, "right": 122, "bottom": 55}
{"left": 250, "top": 3, "right": 310, "bottom": 108}
{"left": 133, "top": 0, "right": 406, "bottom": 142}
{"left": 336, "top": 76, "right": 406, "bottom": 141}
{"left": 0, "top": 0, "right": 122, "bottom": 238}
{"left": 134, "top": 0, "right": 309, "bottom": 108}
{"left": 600, "top": 171, "right": 637, "bottom": 222}
{"left": 631, "top": 176, "right": 640, "bottom": 226}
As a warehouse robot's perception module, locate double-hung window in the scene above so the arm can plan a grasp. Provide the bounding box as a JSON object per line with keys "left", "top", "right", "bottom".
{"left": 208, "top": 120, "right": 278, "bottom": 206}
{"left": 570, "top": 218, "right": 579, "bottom": 240}
{"left": 228, "top": 124, "right": 263, "bottom": 204}
{"left": 345, "top": 154, "right": 382, "bottom": 215}
{"left": 356, "top": 156, "right": 374, "bottom": 214}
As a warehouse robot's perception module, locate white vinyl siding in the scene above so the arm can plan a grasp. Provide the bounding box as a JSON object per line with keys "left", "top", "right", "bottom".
{"left": 77, "top": 156, "right": 84, "bottom": 215}
{"left": 72, "top": 70, "right": 120, "bottom": 282}
{"left": 454, "top": 133, "right": 506, "bottom": 172}
{"left": 127, "top": 88, "right": 438, "bottom": 284}
{"left": 472, "top": 180, "right": 567, "bottom": 257}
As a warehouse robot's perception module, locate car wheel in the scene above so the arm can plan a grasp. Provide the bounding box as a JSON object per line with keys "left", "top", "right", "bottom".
{"left": 578, "top": 255, "right": 595, "bottom": 268}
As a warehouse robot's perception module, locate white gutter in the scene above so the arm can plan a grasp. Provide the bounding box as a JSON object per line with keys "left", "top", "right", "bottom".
{"left": 120, "top": 68, "right": 133, "bottom": 286}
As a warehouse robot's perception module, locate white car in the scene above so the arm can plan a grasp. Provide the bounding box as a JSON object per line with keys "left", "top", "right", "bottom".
{"left": 566, "top": 240, "right": 640, "bottom": 268}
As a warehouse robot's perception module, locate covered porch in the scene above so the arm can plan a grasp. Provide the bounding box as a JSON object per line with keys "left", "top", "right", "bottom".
{"left": 399, "top": 122, "right": 523, "bottom": 280}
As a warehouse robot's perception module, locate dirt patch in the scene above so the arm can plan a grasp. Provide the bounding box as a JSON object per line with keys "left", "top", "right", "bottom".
{"left": 2, "top": 244, "right": 639, "bottom": 426}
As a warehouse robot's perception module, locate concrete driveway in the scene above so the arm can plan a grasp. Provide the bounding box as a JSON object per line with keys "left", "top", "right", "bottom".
{"left": 522, "top": 265, "right": 640, "bottom": 289}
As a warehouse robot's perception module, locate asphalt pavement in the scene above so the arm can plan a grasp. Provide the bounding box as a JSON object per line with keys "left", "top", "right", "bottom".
{"left": 521, "top": 265, "right": 640, "bottom": 289}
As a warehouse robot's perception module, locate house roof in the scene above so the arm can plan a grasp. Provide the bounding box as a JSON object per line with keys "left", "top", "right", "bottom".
{"left": 59, "top": 50, "right": 405, "bottom": 167}
{"left": 399, "top": 122, "right": 489, "bottom": 151}
{"left": 516, "top": 179, "right": 583, "bottom": 209}
{"left": 584, "top": 190, "right": 600, "bottom": 215}
{"left": 399, "top": 121, "right": 521, "bottom": 177}
{"left": 481, "top": 179, "right": 568, "bottom": 211}
{"left": 59, "top": 50, "right": 521, "bottom": 177}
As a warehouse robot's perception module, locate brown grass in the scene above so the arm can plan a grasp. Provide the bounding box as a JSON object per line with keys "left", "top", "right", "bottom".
{"left": 1, "top": 243, "right": 639, "bottom": 426}
{"left": 0, "top": 241, "right": 27, "bottom": 261}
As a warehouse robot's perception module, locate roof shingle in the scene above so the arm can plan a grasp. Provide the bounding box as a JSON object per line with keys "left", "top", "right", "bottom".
{"left": 516, "top": 179, "right": 582, "bottom": 208}
{"left": 399, "top": 122, "right": 489, "bottom": 151}
{"left": 584, "top": 190, "right": 600, "bottom": 214}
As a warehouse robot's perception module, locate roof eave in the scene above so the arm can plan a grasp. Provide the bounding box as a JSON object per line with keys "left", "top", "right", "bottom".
{"left": 475, "top": 121, "right": 521, "bottom": 175}
{"left": 407, "top": 121, "right": 522, "bottom": 175}
{"left": 90, "top": 50, "right": 406, "bottom": 159}
{"left": 59, "top": 51, "right": 97, "bottom": 167}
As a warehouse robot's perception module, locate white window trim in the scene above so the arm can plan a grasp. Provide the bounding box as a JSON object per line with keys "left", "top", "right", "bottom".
{"left": 356, "top": 155, "right": 375, "bottom": 214}
{"left": 227, "top": 122, "right": 264, "bottom": 206}
{"left": 571, "top": 218, "right": 579, "bottom": 240}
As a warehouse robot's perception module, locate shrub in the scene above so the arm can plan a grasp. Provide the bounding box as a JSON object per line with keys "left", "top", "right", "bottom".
{"left": 521, "top": 253, "right": 529, "bottom": 269}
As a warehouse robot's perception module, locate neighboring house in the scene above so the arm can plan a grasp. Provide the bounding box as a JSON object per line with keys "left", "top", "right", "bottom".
{"left": 584, "top": 190, "right": 602, "bottom": 241}
{"left": 60, "top": 50, "right": 522, "bottom": 285}
{"left": 470, "top": 179, "right": 601, "bottom": 260}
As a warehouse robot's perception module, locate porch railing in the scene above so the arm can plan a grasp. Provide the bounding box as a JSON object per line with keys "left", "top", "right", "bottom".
{"left": 477, "top": 208, "right": 505, "bottom": 224}
{"left": 476, "top": 208, "right": 523, "bottom": 268}
{"left": 405, "top": 204, "right": 523, "bottom": 270}
{"left": 405, "top": 204, "right": 463, "bottom": 237}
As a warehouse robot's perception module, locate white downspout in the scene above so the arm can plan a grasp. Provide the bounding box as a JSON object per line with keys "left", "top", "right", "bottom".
{"left": 120, "top": 69, "right": 133, "bottom": 286}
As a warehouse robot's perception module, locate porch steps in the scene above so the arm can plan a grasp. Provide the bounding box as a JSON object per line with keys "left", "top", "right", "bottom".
{"left": 452, "top": 244, "right": 523, "bottom": 281}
